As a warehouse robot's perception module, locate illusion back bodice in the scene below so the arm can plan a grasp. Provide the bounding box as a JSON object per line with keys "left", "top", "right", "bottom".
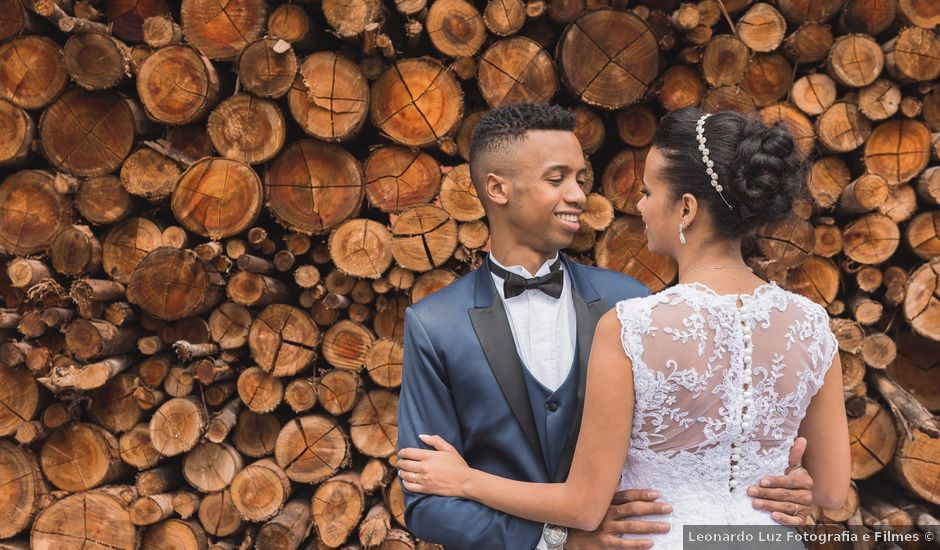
{"left": 614, "top": 282, "right": 837, "bottom": 545}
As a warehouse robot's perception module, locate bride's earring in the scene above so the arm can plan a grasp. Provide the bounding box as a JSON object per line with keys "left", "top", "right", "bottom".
{"left": 678, "top": 223, "right": 687, "bottom": 245}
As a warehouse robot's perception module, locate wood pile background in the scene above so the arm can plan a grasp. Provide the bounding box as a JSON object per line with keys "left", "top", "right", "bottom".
{"left": 0, "top": 0, "right": 939, "bottom": 547}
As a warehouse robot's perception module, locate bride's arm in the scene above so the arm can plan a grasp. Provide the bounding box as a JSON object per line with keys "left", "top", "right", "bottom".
{"left": 399, "top": 309, "right": 635, "bottom": 532}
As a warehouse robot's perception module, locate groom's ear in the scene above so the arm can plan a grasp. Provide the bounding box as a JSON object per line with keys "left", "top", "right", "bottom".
{"left": 485, "top": 173, "right": 510, "bottom": 206}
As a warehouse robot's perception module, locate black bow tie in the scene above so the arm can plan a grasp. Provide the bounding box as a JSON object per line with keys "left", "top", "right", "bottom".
{"left": 488, "top": 257, "right": 564, "bottom": 299}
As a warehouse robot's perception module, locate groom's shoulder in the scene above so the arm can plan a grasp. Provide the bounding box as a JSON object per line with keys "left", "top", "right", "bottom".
{"left": 570, "top": 260, "right": 651, "bottom": 300}
{"left": 407, "top": 267, "right": 477, "bottom": 321}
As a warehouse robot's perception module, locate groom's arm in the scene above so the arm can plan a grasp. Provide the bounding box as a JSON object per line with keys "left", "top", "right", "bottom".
{"left": 398, "top": 307, "right": 543, "bottom": 549}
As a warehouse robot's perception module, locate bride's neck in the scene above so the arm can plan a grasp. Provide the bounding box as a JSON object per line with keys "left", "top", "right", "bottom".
{"left": 675, "top": 238, "right": 748, "bottom": 283}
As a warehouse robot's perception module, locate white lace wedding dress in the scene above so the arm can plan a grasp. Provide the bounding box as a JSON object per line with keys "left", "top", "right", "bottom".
{"left": 614, "top": 282, "right": 838, "bottom": 548}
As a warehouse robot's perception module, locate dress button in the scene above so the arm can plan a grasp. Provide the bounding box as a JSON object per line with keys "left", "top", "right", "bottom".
{"left": 548, "top": 402, "right": 559, "bottom": 412}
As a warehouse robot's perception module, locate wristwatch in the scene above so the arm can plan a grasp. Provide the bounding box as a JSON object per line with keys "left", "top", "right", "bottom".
{"left": 543, "top": 523, "right": 568, "bottom": 550}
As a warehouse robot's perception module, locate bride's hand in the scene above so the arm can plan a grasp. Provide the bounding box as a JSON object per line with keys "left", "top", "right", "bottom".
{"left": 398, "top": 434, "right": 472, "bottom": 498}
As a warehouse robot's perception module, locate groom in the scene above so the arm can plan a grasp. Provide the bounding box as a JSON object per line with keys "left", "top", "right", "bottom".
{"left": 397, "top": 103, "right": 815, "bottom": 549}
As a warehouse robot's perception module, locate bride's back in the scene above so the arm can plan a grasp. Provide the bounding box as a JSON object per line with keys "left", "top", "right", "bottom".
{"left": 614, "top": 281, "right": 837, "bottom": 538}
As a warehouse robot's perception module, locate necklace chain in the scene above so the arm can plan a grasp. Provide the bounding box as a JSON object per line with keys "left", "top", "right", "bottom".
{"left": 680, "top": 264, "right": 753, "bottom": 280}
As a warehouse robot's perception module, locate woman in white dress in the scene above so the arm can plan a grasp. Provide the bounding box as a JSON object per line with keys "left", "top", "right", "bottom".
{"left": 398, "top": 108, "right": 850, "bottom": 548}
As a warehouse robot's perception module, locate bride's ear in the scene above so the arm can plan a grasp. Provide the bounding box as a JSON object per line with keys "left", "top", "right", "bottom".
{"left": 680, "top": 192, "right": 698, "bottom": 227}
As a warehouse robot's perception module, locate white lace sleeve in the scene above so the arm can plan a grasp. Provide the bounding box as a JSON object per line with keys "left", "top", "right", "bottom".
{"left": 815, "top": 304, "right": 839, "bottom": 380}
{"left": 614, "top": 298, "right": 650, "bottom": 367}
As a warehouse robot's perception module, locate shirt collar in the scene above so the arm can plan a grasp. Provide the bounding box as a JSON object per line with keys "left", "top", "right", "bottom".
{"left": 488, "top": 252, "right": 561, "bottom": 279}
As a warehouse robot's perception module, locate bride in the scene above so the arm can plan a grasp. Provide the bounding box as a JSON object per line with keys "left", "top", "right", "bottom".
{"left": 398, "top": 108, "right": 850, "bottom": 547}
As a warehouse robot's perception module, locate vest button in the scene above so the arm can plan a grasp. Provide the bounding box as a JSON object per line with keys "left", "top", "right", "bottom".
{"left": 547, "top": 402, "right": 559, "bottom": 412}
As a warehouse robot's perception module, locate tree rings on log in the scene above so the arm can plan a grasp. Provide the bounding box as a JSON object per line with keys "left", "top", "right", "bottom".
{"left": 180, "top": 0, "right": 266, "bottom": 61}
{"left": 756, "top": 215, "right": 816, "bottom": 267}
{"left": 556, "top": 8, "right": 659, "bottom": 110}
{"left": 249, "top": 304, "right": 320, "bottom": 377}
{"left": 426, "top": 0, "right": 487, "bottom": 58}
{"left": 141, "top": 519, "right": 208, "bottom": 549}
{"left": 231, "top": 458, "right": 291, "bottom": 521}
{"left": 318, "top": 369, "right": 363, "bottom": 415}
{"left": 0, "top": 439, "right": 44, "bottom": 538}
{"left": 322, "top": 319, "right": 375, "bottom": 371}
{"left": 742, "top": 53, "right": 792, "bottom": 107}
{"left": 265, "top": 139, "right": 364, "bottom": 235}
{"left": 736, "top": 3, "right": 786, "bottom": 52}
{"left": 106, "top": 0, "right": 171, "bottom": 42}
{"left": 602, "top": 148, "right": 646, "bottom": 215}
{"left": 390, "top": 205, "right": 458, "bottom": 272}
{"left": 411, "top": 268, "right": 459, "bottom": 303}
{"left": 137, "top": 44, "right": 220, "bottom": 125}
{"left": 887, "top": 332, "right": 940, "bottom": 411}
{"left": 312, "top": 472, "right": 365, "bottom": 546}
{"left": 784, "top": 255, "right": 840, "bottom": 306}
{"left": 275, "top": 414, "right": 351, "bottom": 483}
{"left": 842, "top": 213, "right": 900, "bottom": 264}
{"left": 365, "top": 338, "right": 403, "bottom": 389}
{"left": 76, "top": 176, "right": 135, "bottom": 226}
{"left": 904, "top": 258, "right": 940, "bottom": 342}
{"left": 329, "top": 219, "right": 394, "bottom": 279}
{"left": 290, "top": 52, "right": 369, "bottom": 142}
{"left": 40, "top": 89, "right": 135, "bottom": 177}
{"left": 32, "top": 491, "right": 137, "bottom": 550}
{"left": 172, "top": 158, "right": 263, "bottom": 239}
{"left": 39, "top": 422, "right": 123, "bottom": 492}
{"left": 0, "top": 99, "right": 33, "bottom": 165}
{"left": 848, "top": 399, "right": 897, "bottom": 479}
{"left": 701, "top": 34, "right": 750, "bottom": 88}
{"left": 0, "top": 170, "right": 72, "bottom": 255}
{"left": 892, "top": 428, "right": 940, "bottom": 505}
{"left": 321, "top": 0, "right": 382, "bottom": 39}
{"left": 364, "top": 147, "right": 442, "bottom": 213}
{"left": 885, "top": 26, "right": 940, "bottom": 83}
{"left": 182, "top": 441, "right": 243, "bottom": 493}
{"left": 370, "top": 57, "right": 464, "bottom": 147}
{"left": 595, "top": 216, "right": 677, "bottom": 292}
{"left": 0, "top": 36, "right": 68, "bottom": 110}
{"left": 198, "top": 489, "right": 242, "bottom": 537}
{"left": 350, "top": 390, "right": 398, "bottom": 458}
{"left": 150, "top": 396, "right": 208, "bottom": 457}
{"left": 477, "top": 37, "right": 558, "bottom": 108}
{"left": 827, "top": 34, "right": 884, "bottom": 88}
{"left": 236, "top": 38, "right": 298, "bottom": 99}
{"left": 0, "top": 364, "right": 39, "bottom": 437}
{"left": 864, "top": 118, "right": 931, "bottom": 185}
{"left": 440, "top": 164, "right": 484, "bottom": 221}
{"left": 208, "top": 94, "right": 286, "bottom": 164}
{"left": 484, "top": 0, "right": 526, "bottom": 36}
{"left": 791, "top": 74, "right": 837, "bottom": 116}
{"left": 816, "top": 101, "right": 871, "bottom": 153}
{"left": 103, "top": 217, "right": 163, "bottom": 284}
{"left": 128, "top": 247, "right": 224, "bottom": 320}
{"left": 63, "top": 33, "right": 131, "bottom": 91}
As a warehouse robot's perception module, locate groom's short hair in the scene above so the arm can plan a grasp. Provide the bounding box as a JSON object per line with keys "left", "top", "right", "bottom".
{"left": 469, "top": 103, "right": 576, "bottom": 189}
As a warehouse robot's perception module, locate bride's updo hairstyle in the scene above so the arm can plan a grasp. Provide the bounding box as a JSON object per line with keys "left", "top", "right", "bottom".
{"left": 652, "top": 108, "right": 806, "bottom": 239}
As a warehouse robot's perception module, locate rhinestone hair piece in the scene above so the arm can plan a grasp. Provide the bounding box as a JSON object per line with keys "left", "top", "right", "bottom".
{"left": 696, "top": 114, "right": 734, "bottom": 211}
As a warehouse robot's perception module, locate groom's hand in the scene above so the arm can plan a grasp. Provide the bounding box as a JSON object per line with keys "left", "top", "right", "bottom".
{"left": 748, "top": 436, "right": 814, "bottom": 526}
{"left": 565, "top": 489, "right": 671, "bottom": 549}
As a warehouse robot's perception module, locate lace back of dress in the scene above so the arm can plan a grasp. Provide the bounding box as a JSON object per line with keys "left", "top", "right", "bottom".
{"left": 616, "top": 283, "right": 837, "bottom": 494}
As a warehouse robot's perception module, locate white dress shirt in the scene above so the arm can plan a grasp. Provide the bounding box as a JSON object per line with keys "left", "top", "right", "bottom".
{"left": 489, "top": 253, "right": 578, "bottom": 549}
{"left": 489, "top": 253, "right": 577, "bottom": 393}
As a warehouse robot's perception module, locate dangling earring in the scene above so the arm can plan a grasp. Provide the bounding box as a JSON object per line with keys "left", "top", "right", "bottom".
{"left": 678, "top": 223, "right": 687, "bottom": 245}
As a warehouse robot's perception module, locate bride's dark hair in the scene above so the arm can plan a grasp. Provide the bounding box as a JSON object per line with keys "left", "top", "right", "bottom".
{"left": 652, "top": 108, "right": 806, "bottom": 238}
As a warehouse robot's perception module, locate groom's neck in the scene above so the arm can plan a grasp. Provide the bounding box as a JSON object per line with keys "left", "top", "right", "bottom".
{"left": 489, "top": 240, "right": 558, "bottom": 275}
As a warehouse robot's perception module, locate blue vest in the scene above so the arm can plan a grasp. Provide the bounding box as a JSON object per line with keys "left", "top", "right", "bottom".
{"left": 521, "top": 349, "right": 580, "bottom": 477}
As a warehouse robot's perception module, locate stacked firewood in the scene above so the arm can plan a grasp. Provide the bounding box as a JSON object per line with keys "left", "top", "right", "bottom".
{"left": 0, "top": 0, "right": 938, "bottom": 547}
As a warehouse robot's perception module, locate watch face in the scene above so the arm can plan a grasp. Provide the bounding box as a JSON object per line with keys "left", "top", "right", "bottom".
{"left": 544, "top": 524, "right": 567, "bottom": 545}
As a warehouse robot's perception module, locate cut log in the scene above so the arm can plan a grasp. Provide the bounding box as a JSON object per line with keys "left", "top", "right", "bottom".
{"left": 318, "top": 369, "right": 364, "bottom": 416}
{"left": 237, "top": 366, "right": 284, "bottom": 413}
{"left": 365, "top": 338, "right": 403, "bottom": 389}
{"left": 233, "top": 410, "right": 280, "bottom": 459}
{"left": 411, "top": 269, "right": 459, "bottom": 303}
{"left": 76, "top": 175, "right": 136, "bottom": 226}
{"left": 477, "top": 36, "right": 558, "bottom": 108}
{"left": 849, "top": 296, "right": 883, "bottom": 326}
{"left": 180, "top": 0, "right": 265, "bottom": 61}
{"left": 128, "top": 247, "right": 224, "bottom": 321}
{"left": 0, "top": 99, "right": 34, "bottom": 166}
{"left": 150, "top": 396, "right": 208, "bottom": 457}
{"left": 208, "top": 302, "right": 251, "bottom": 350}
{"left": 87, "top": 373, "right": 143, "bottom": 432}
{"left": 886, "top": 332, "right": 940, "bottom": 412}
{"left": 426, "top": 0, "right": 486, "bottom": 58}
{"left": 289, "top": 52, "right": 369, "bottom": 143}
{"left": 783, "top": 255, "right": 840, "bottom": 306}
{"left": 267, "top": 4, "right": 315, "bottom": 48}
{"left": 32, "top": 491, "right": 137, "bottom": 550}
{"left": 0, "top": 36, "right": 68, "bottom": 110}
{"left": 702, "top": 34, "right": 749, "bottom": 87}
{"left": 350, "top": 390, "right": 398, "bottom": 458}
{"left": 904, "top": 258, "right": 940, "bottom": 341}
{"left": 329, "top": 219, "right": 395, "bottom": 279}
{"left": 859, "top": 79, "right": 901, "bottom": 122}
{"left": 231, "top": 458, "right": 292, "bottom": 521}
{"left": 0, "top": 363, "right": 39, "bottom": 436}
{"left": 556, "top": 8, "right": 659, "bottom": 109}
{"left": 736, "top": 3, "right": 786, "bottom": 52}
{"left": 143, "top": 15, "right": 183, "bottom": 48}
{"left": 370, "top": 58, "right": 464, "bottom": 147}
{"left": 39, "top": 421, "right": 124, "bottom": 492}
{"left": 907, "top": 211, "right": 940, "bottom": 260}
{"left": 860, "top": 332, "right": 896, "bottom": 368}
{"left": 791, "top": 74, "right": 836, "bottom": 116}
{"left": 284, "top": 377, "right": 318, "bottom": 413}
{"left": 321, "top": 0, "right": 382, "bottom": 39}
{"left": 359, "top": 502, "right": 391, "bottom": 547}
{"left": 131, "top": 493, "right": 177, "bottom": 525}
{"left": 257, "top": 498, "right": 313, "bottom": 550}
{"left": 878, "top": 183, "right": 918, "bottom": 224}
{"left": 782, "top": 22, "right": 833, "bottom": 64}
{"left": 119, "top": 147, "right": 181, "bottom": 202}
{"left": 439, "top": 164, "right": 484, "bottom": 222}
{"left": 864, "top": 118, "right": 932, "bottom": 186}
{"left": 50, "top": 225, "right": 102, "bottom": 277}
{"left": 892, "top": 429, "right": 940, "bottom": 505}
{"left": 207, "top": 93, "right": 285, "bottom": 165}
{"left": 842, "top": 213, "right": 900, "bottom": 265}
{"left": 390, "top": 205, "right": 458, "bottom": 272}
{"left": 839, "top": 173, "right": 889, "bottom": 214}
{"left": 142, "top": 518, "right": 208, "bottom": 550}
{"left": 63, "top": 32, "right": 131, "bottom": 90}
{"left": 119, "top": 422, "right": 162, "bottom": 469}
{"left": 816, "top": 101, "right": 871, "bottom": 153}
{"left": 198, "top": 489, "right": 243, "bottom": 537}
{"left": 65, "top": 319, "right": 138, "bottom": 360}
{"left": 0, "top": 170, "right": 72, "bottom": 256}
{"left": 227, "top": 272, "right": 290, "bottom": 307}
{"left": 364, "top": 147, "right": 442, "bottom": 214}
{"left": 321, "top": 319, "right": 374, "bottom": 371}
{"left": 264, "top": 140, "right": 364, "bottom": 235}
{"left": 249, "top": 304, "right": 319, "bottom": 377}
{"left": 275, "top": 414, "right": 350, "bottom": 483}
{"left": 827, "top": 34, "right": 884, "bottom": 88}
{"left": 171, "top": 158, "right": 263, "bottom": 239}
{"left": 137, "top": 44, "right": 219, "bottom": 124}
{"left": 884, "top": 26, "right": 940, "bottom": 83}
{"left": 848, "top": 399, "right": 897, "bottom": 479}
{"left": 594, "top": 216, "right": 675, "bottom": 292}
{"left": 183, "top": 441, "right": 243, "bottom": 493}
{"left": 0, "top": 439, "right": 45, "bottom": 538}
{"left": 484, "top": 0, "right": 526, "bottom": 36}
{"left": 237, "top": 38, "right": 298, "bottom": 99}
{"left": 312, "top": 471, "right": 365, "bottom": 547}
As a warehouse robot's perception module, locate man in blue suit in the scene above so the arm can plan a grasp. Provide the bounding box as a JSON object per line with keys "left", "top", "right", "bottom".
{"left": 397, "top": 103, "right": 816, "bottom": 549}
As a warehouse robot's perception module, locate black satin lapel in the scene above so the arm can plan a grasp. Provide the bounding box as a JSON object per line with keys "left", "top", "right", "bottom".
{"left": 553, "top": 292, "right": 609, "bottom": 481}
{"left": 469, "top": 302, "right": 546, "bottom": 467}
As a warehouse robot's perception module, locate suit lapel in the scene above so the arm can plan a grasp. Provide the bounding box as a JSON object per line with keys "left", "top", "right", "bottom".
{"left": 468, "top": 266, "right": 547, "bottom": 467}
{"left": 553, "top": 258, "right": 609, "bottom": 481}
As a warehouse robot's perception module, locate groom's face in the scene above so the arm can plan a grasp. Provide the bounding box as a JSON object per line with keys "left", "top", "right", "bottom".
{"left": 496, "top": 130, "right": 588, "bottom": 253}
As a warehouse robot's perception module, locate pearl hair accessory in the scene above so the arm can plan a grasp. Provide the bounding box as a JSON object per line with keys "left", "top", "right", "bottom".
{"left": 696, "top": 114, "right": 734, "bottom": 211}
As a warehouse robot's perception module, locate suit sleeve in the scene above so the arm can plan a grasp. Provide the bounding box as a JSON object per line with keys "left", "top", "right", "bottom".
{"left": 397, "top": 307, "right": 544, "bottom": 549}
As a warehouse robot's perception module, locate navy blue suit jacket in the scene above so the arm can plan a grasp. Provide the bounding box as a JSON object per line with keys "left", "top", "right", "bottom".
{"left": 398, "top": 255, "right": 649, "bottom": 549}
